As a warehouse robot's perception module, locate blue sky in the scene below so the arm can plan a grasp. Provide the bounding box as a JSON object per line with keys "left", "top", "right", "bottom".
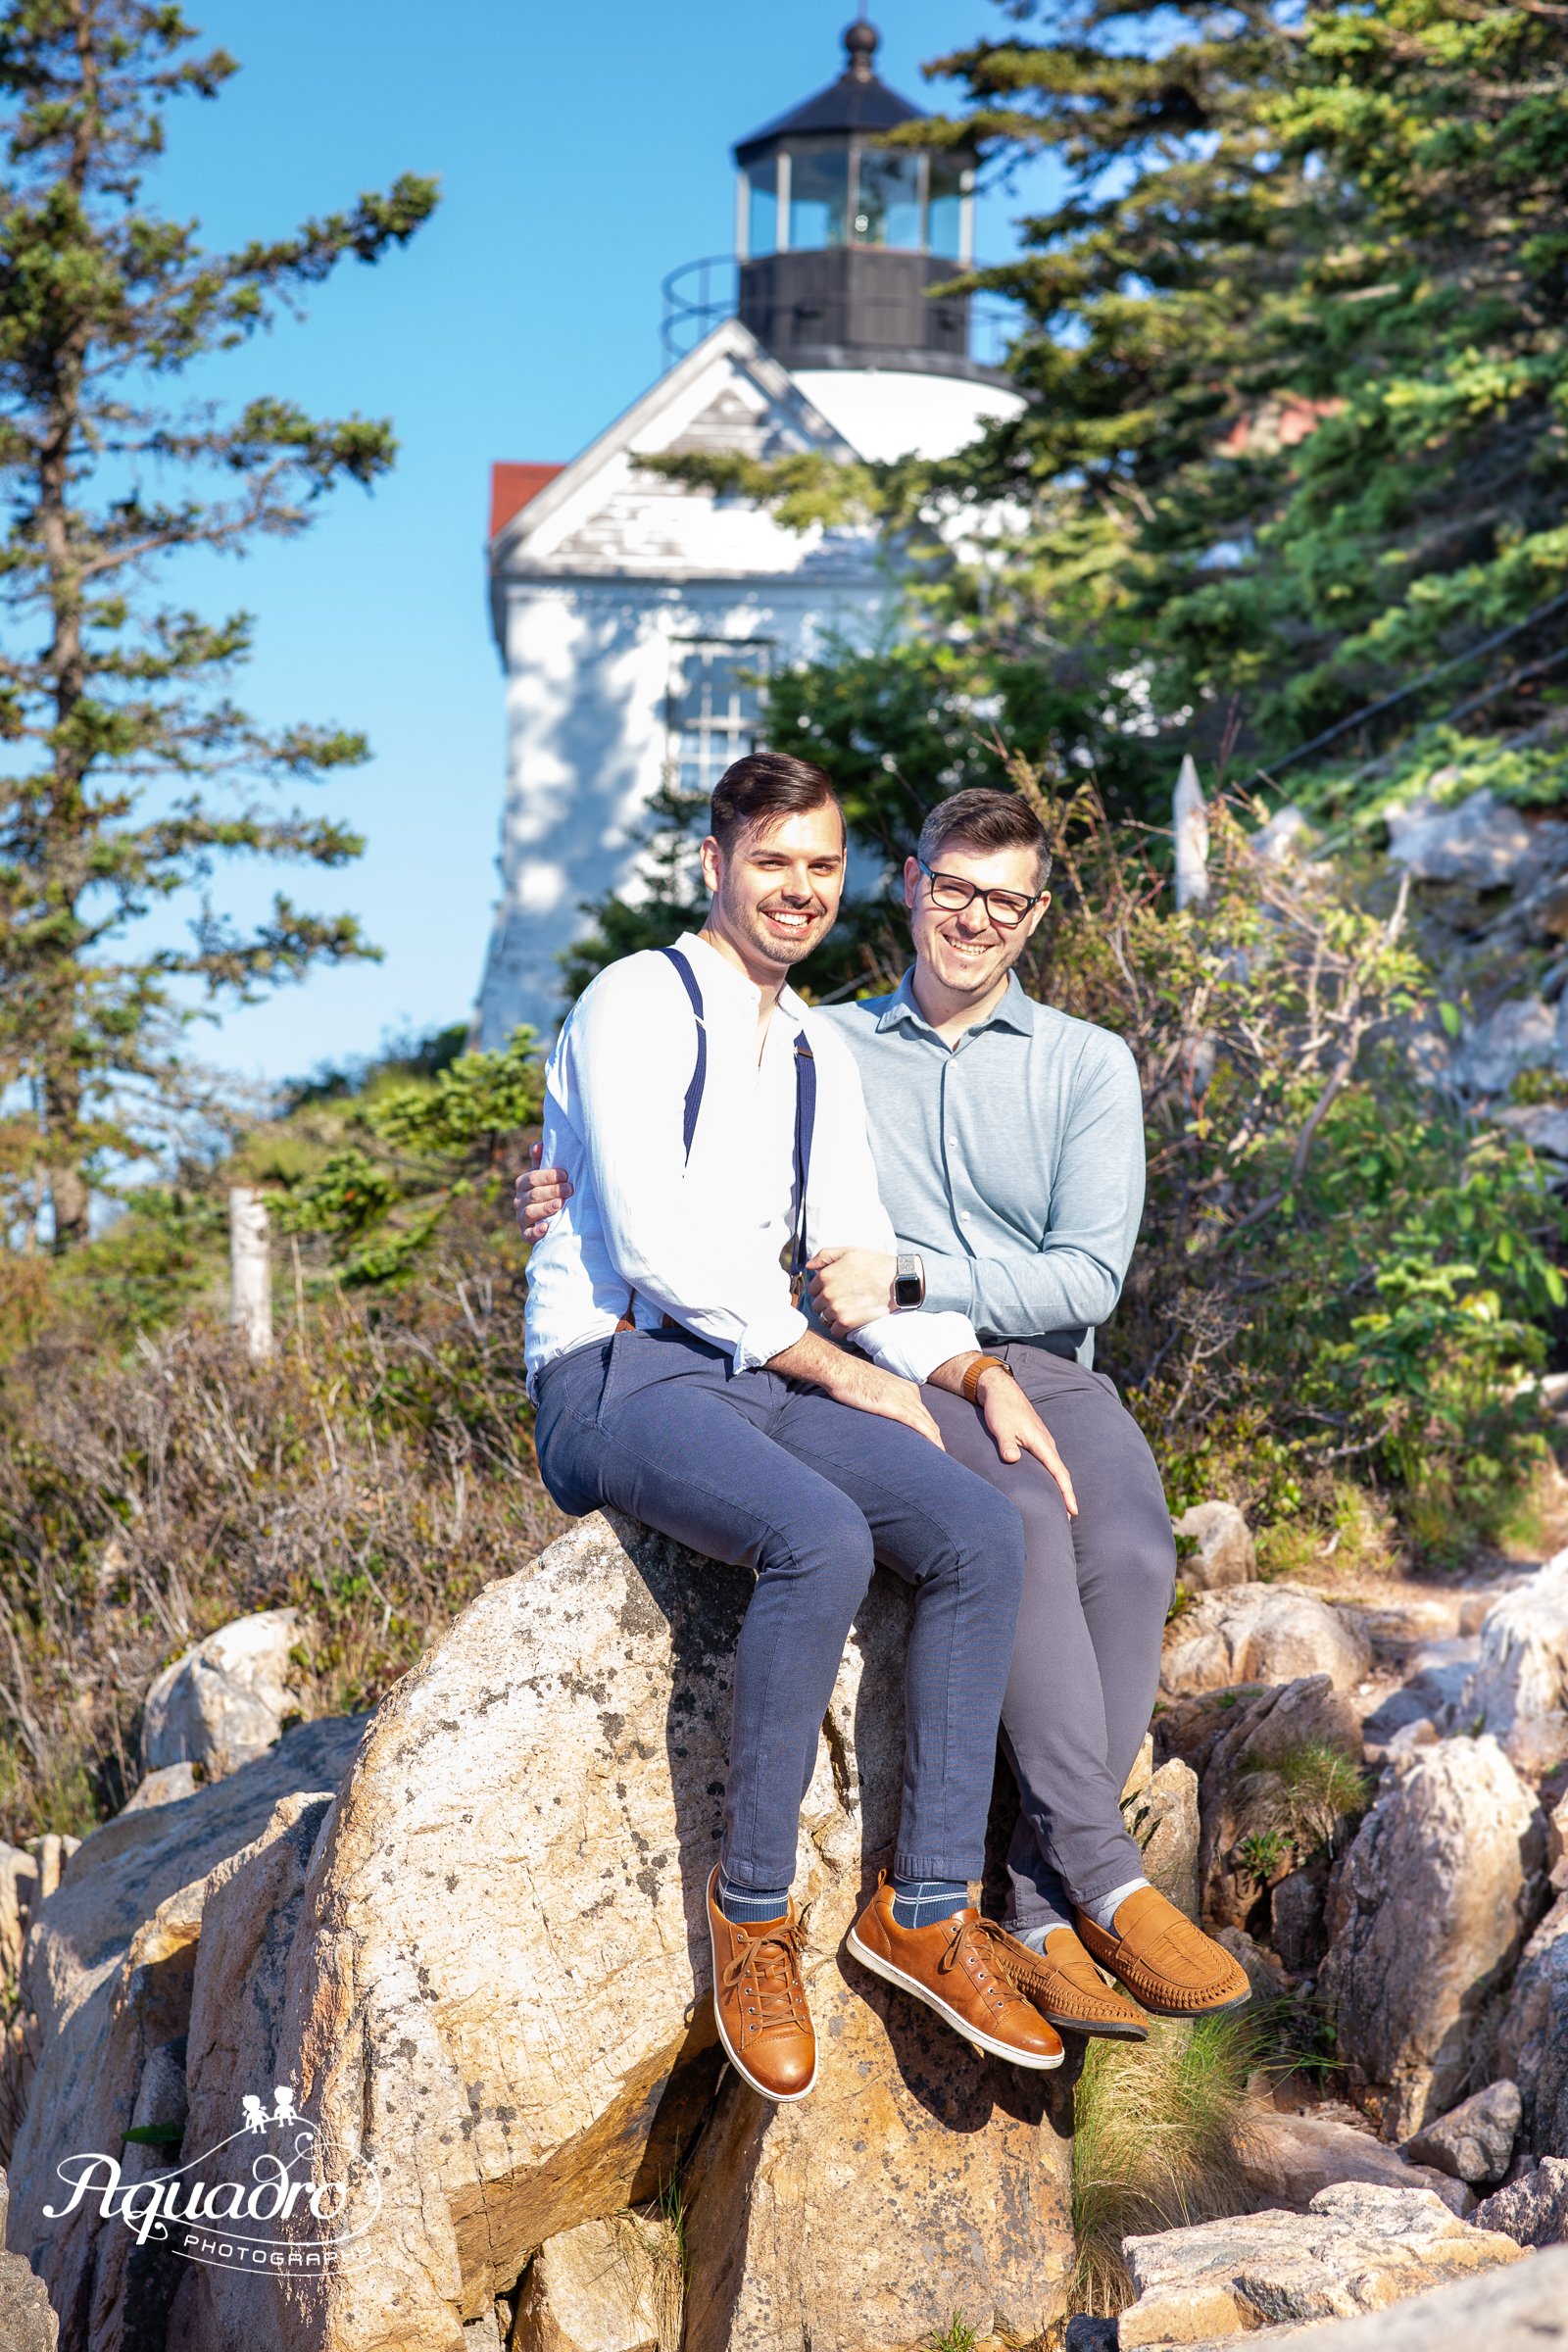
{"left": 145, "top": 0, "right": 1055, "bottom": 1086}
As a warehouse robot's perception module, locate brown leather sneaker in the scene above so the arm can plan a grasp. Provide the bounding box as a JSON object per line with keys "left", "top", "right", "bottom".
{"left": 997, "top": 1924, "right": 1150, "bottom": 2040}
{"left": 1075, "top": 1885, "right": 1252, "bottom": 2017}
{"left": 847, "top": 1881, "right": 1063, "bottom": 2071}
{"left": 706, "top": 1867, "right": 816, "bottom": 2102}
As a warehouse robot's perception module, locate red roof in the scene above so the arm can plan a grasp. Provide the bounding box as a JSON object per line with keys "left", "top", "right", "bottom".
{"left": 489, "top": 462, "right": 565, "bottom": 540}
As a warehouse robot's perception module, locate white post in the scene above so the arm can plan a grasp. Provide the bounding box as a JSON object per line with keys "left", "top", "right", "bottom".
{"left": 228, "top": 1185, "right": 272, "bottom": 1362}
{"left": 1173, "top": 753, "right": 1211, "bottom": 911}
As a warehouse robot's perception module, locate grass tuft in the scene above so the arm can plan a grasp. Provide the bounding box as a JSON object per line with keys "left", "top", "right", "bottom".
{"left": 1069, "top": 2011, "right": 1264, "bottom": 2318}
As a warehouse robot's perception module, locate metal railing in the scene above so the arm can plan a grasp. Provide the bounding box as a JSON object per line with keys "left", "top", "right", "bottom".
{"left": 660, "top": 252, "right": 1024, "bottom": 373}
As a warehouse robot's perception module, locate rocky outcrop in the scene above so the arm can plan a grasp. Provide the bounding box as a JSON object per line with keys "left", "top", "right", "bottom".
{"left": 1474, "top": 2154, "right": 1568, "bottom": 2247}
{"left": 1453, "top": 1549, "right": 1568, "bottom": 1776}
{"left": 1116, "top": 2182, "right": 1522, "bottom": 2347}
{"left": 1105, "top": 2242, "right": 1568, "bottom": 2351}
{"left": 1318, "top": 1736, "right": 1544, "bottom": 2139}
{"left": 158, "top": 1512, "right": 1075, "bottom": 2352}
{"left": 4, "top": 1715, "right": 367, "bottom": 2350}
{"left": 1400, "top": 2080, "right": 1520, "bottom": 2186}
{"left": 1171, "top": 1502, "right": 1255, "bottom": 1592}
{"left": 1386, "top": 788, "right": 1562, "bottom": 892}
{"left": 1193, "top": 1676, "right": 1364, "bottom": 1936}
{"left": 1161, "top": 1587, "right": 1372, "bottom": 1700}
{"left": 140, "top": 1606, "right": 304, "bottom": 1781}
{"left": 1495, "top": 1891, "right": 1568, "bottom": 2158}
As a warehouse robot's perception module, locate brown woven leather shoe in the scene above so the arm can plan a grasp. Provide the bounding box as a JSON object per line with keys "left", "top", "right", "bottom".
{"left": 707, "top": 1868, "right": 816, "bottom": 2102}
{"left": 997, "top": 1924, "right": 1149, "bottom": 2040}
{"left": 847, "top": 1881, "right": 1063, "bottom": 2070}
{"left": 1075, "top": 1886, "right": 1251, "bottom": 2017}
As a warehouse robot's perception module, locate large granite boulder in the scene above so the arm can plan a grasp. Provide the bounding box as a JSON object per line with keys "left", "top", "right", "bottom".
{"left": 161, "top": 1512, "right": 1075, "bottom": 2352}
{"left": 140, "top": 1607, "right": 304, "bottom": 1781}
{"left": 1319, "top": 1737, "right": 1544, "bottom": 2139}
{"left": 3, "top": 1717, "right": 366, "bottom": 2352}
{"left": 1453, "top": 1548, "right": 1568, "bottom": 1777}
{"left": 1116, "top": 2181, "right": 1522, "bottom": 2348}
{"left": 1110, "top": 2242, "right": 1568, "bottom": 2351}
{"left": 1161, "top": 1586, "right": 1371, "bottom": 1700}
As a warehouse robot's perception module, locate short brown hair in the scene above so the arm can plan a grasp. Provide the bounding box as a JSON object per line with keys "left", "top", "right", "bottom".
{"left": 916, "top": 788, "right": 1052, "bottom": 888}
{"left": 710, "top": 751, "right": 844, "bottom": 852}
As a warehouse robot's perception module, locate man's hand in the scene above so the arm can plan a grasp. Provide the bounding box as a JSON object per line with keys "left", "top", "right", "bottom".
{"left": 929, "top": 1354, "right": 1079, "bottom": 1514}
{"left": 514, "top": 1140, "right": 573, "bottom": 1242}
{"left": 807, "top": 1246, "right": 898, "bottom": 1336}
{"left": 768, "top": 1330, "right": 945, "bottom": 1449}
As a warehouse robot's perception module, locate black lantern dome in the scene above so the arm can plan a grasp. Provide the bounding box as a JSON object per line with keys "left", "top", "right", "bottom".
{"left": 728, "top": 20, "right": 986, "bottom": 380}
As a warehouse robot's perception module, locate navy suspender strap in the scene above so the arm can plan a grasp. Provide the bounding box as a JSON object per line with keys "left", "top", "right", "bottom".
{"left": 788, "top": 1032, "right": 816, "bottom": 1306}
{"left": 659, "top": 945, "right": 707, "bottom": 1163}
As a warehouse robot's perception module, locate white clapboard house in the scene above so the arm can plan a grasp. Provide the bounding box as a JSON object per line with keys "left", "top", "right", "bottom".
{"left": 474, "top": 20, "right": 1023, "bottom": 1046}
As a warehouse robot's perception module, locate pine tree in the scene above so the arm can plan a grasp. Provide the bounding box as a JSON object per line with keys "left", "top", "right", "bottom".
{"left": 0, "top": 1, "right": 436, "bottom": 1249}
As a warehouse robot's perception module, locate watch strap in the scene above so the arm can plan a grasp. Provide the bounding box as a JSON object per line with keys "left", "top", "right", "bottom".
{"left": 960, "top": 1352, "right": 1011, "bottom": 1405}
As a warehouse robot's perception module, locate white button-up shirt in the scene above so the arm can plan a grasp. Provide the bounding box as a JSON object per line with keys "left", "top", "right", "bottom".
{"left": 523, "top": 932, "right": 981, "bottom": 1394}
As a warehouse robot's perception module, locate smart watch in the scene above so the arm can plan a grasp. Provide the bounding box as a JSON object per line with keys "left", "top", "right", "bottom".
{"left": 893, "top": 1251, "right": 926, "bottom": 1308}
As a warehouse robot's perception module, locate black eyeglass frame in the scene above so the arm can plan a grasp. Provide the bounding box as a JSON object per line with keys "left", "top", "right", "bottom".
{"left": 914, "top": 858, "right": 1048, "bottom": 931}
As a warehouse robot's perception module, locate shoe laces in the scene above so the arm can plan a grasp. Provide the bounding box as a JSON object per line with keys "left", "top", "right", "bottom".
{"left": 936, "top": 1915, "right": 1017, "bottom": 2011}
{"left": 723, "top": 1917, "right": 808, "bottom": 2032}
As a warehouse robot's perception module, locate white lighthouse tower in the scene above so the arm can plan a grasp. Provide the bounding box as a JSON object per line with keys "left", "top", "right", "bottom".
{"left": 473, "top": 20, "right": 1023, "bottom": 1047}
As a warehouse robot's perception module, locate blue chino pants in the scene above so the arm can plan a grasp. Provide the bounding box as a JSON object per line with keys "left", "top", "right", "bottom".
{"left": 532, "top": 1326, "right": 1027, "bottom": 1895}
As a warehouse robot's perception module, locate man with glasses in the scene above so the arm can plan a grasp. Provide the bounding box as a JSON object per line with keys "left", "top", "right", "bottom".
{"left": 519, "top": 783, "right": 1248, "bottom": 2036}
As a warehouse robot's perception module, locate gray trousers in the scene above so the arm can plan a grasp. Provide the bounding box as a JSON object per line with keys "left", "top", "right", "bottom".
{"left": 531, "top": 1327, "right": 1027, "bottom": 1894}
{"left": 924, "top": 1344, "right": 1176, "bottom": 1927}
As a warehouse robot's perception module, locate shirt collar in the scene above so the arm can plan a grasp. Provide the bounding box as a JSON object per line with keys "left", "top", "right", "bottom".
{"left": 874, "top": 967, "right": 1039, "bottom": 1040}
{"left": 677, "top": 931, "right": 809, "bottom": 1027}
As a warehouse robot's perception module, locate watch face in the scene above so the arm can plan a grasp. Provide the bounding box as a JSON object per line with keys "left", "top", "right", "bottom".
{"left": 894, "top": 1275, "right": 921, "bottom": 1307}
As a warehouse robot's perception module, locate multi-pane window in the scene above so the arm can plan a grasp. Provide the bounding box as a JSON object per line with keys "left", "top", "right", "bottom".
{"left": 667, "top": 641, "right": 770, "bottom": 800}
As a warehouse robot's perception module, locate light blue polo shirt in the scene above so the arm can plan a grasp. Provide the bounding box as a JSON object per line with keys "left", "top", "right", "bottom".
{"left": 819, "top": 970, "right": 1146, "bottom": 1367}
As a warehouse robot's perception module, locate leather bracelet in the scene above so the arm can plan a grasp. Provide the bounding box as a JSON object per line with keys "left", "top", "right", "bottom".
{"left": 960, "top": 1352, "right": 1011, "bottom": 1405}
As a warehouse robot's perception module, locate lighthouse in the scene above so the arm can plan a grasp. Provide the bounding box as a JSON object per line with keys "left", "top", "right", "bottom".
{"left": 473, "top": 21, "right": 1022, "bottom": 1047}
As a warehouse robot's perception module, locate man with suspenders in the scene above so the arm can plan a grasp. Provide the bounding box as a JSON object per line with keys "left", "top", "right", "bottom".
{"left": 523, "top": 752, "right": 1070, "bottom": 2100}
{"left": 523, "top": 779, "right": 1250, "bottom": 2044}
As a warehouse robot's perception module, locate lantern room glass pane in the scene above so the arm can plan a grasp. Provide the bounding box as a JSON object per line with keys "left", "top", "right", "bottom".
{"left": 927, "top": 154, "right": 965, "bottom": 259}
{"left": 854, "top": 148, "right": 922, "bottom": 249}
{"left": 746, "top": 158, "right": 778, "bottom": 258}
{"left": 788, "top": 146, "right": 849, "bottom": 249}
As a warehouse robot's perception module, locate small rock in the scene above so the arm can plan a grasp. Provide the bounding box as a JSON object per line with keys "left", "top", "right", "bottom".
{"left": 141, "top": 1606, "right": 303, "bottom": 1780}
{"left": 122, "top": 1763, "right": 200, "bottom": 1814}
{"left": 1063, "top": 2318, "right": 1119, "bottom": 2352}
{"left": 1473, "top": 2154, "right": 1568, "bottom": 2247}
{"left": 1495, "top": 1102, "right": 1568, "bottom": 1161}
{"left": 1401, "top": 2081, "right": 1521, "bottom": 2185}
{"left": 1452, "top": 995, "right": 1556, "bottom": 1097}
{"left": 1161, "top": 1586, "right": 1372, "bottom": 1700}
{"left": 1319, "top": 1737, "right": 1543, "bottom": 2140}
{"left": 1246, "top": 2108, "right": 1474, "bottom": 2219}
{"left": 1196, "top": 1675, "right": 1364, "bottom": 1934}
{"left": 1385, "top": 789, "right": 1547, "bottom": 890}
{"left": 0, "top": 2243, "right": 56, "bottom": 2351}
{"left": 1123, "top": 1756, "right": 1201, "bottom": 1919}
{"left": 1215, "top": 1924, "right": 1285, "bottom": 2003}
{"left": 513, "top": 2215, "right": 667, "bottom": 2352}
{"left": 1121, "top": 1733, "right": 1155, "bottom": 1805}
{"left": 1117, "top": 2181, "right": 1522, "bottom": 2347}
{"left": 0, "top": 1849, "right": 38, "bottom": 1981}
{"left": 1452, "top": 1547, "right": 1568, "bottom": 1776}
{"left": 1172, "top": 1501, "right": 1256, "bottom": 1592}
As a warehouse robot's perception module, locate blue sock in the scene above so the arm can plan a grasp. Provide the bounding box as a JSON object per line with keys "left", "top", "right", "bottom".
{"left": 890, "top": 1874, "right": 969, "bottom": 1931}
{"left": 717, "top": 1874, "right": 791, "bottom": 1925}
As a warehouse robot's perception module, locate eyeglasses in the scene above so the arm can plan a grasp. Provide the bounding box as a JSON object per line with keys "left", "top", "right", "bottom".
{"left": 916, "top": 858, "right": 1046, "bottom": 932}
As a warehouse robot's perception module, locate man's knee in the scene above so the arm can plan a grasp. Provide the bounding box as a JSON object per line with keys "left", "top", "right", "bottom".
{"left": 763, "top": 1491, "right": 876, "bottom": 1612}
{"left": 956, "top": 1481, "right": 1027, "bottom": 1600}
